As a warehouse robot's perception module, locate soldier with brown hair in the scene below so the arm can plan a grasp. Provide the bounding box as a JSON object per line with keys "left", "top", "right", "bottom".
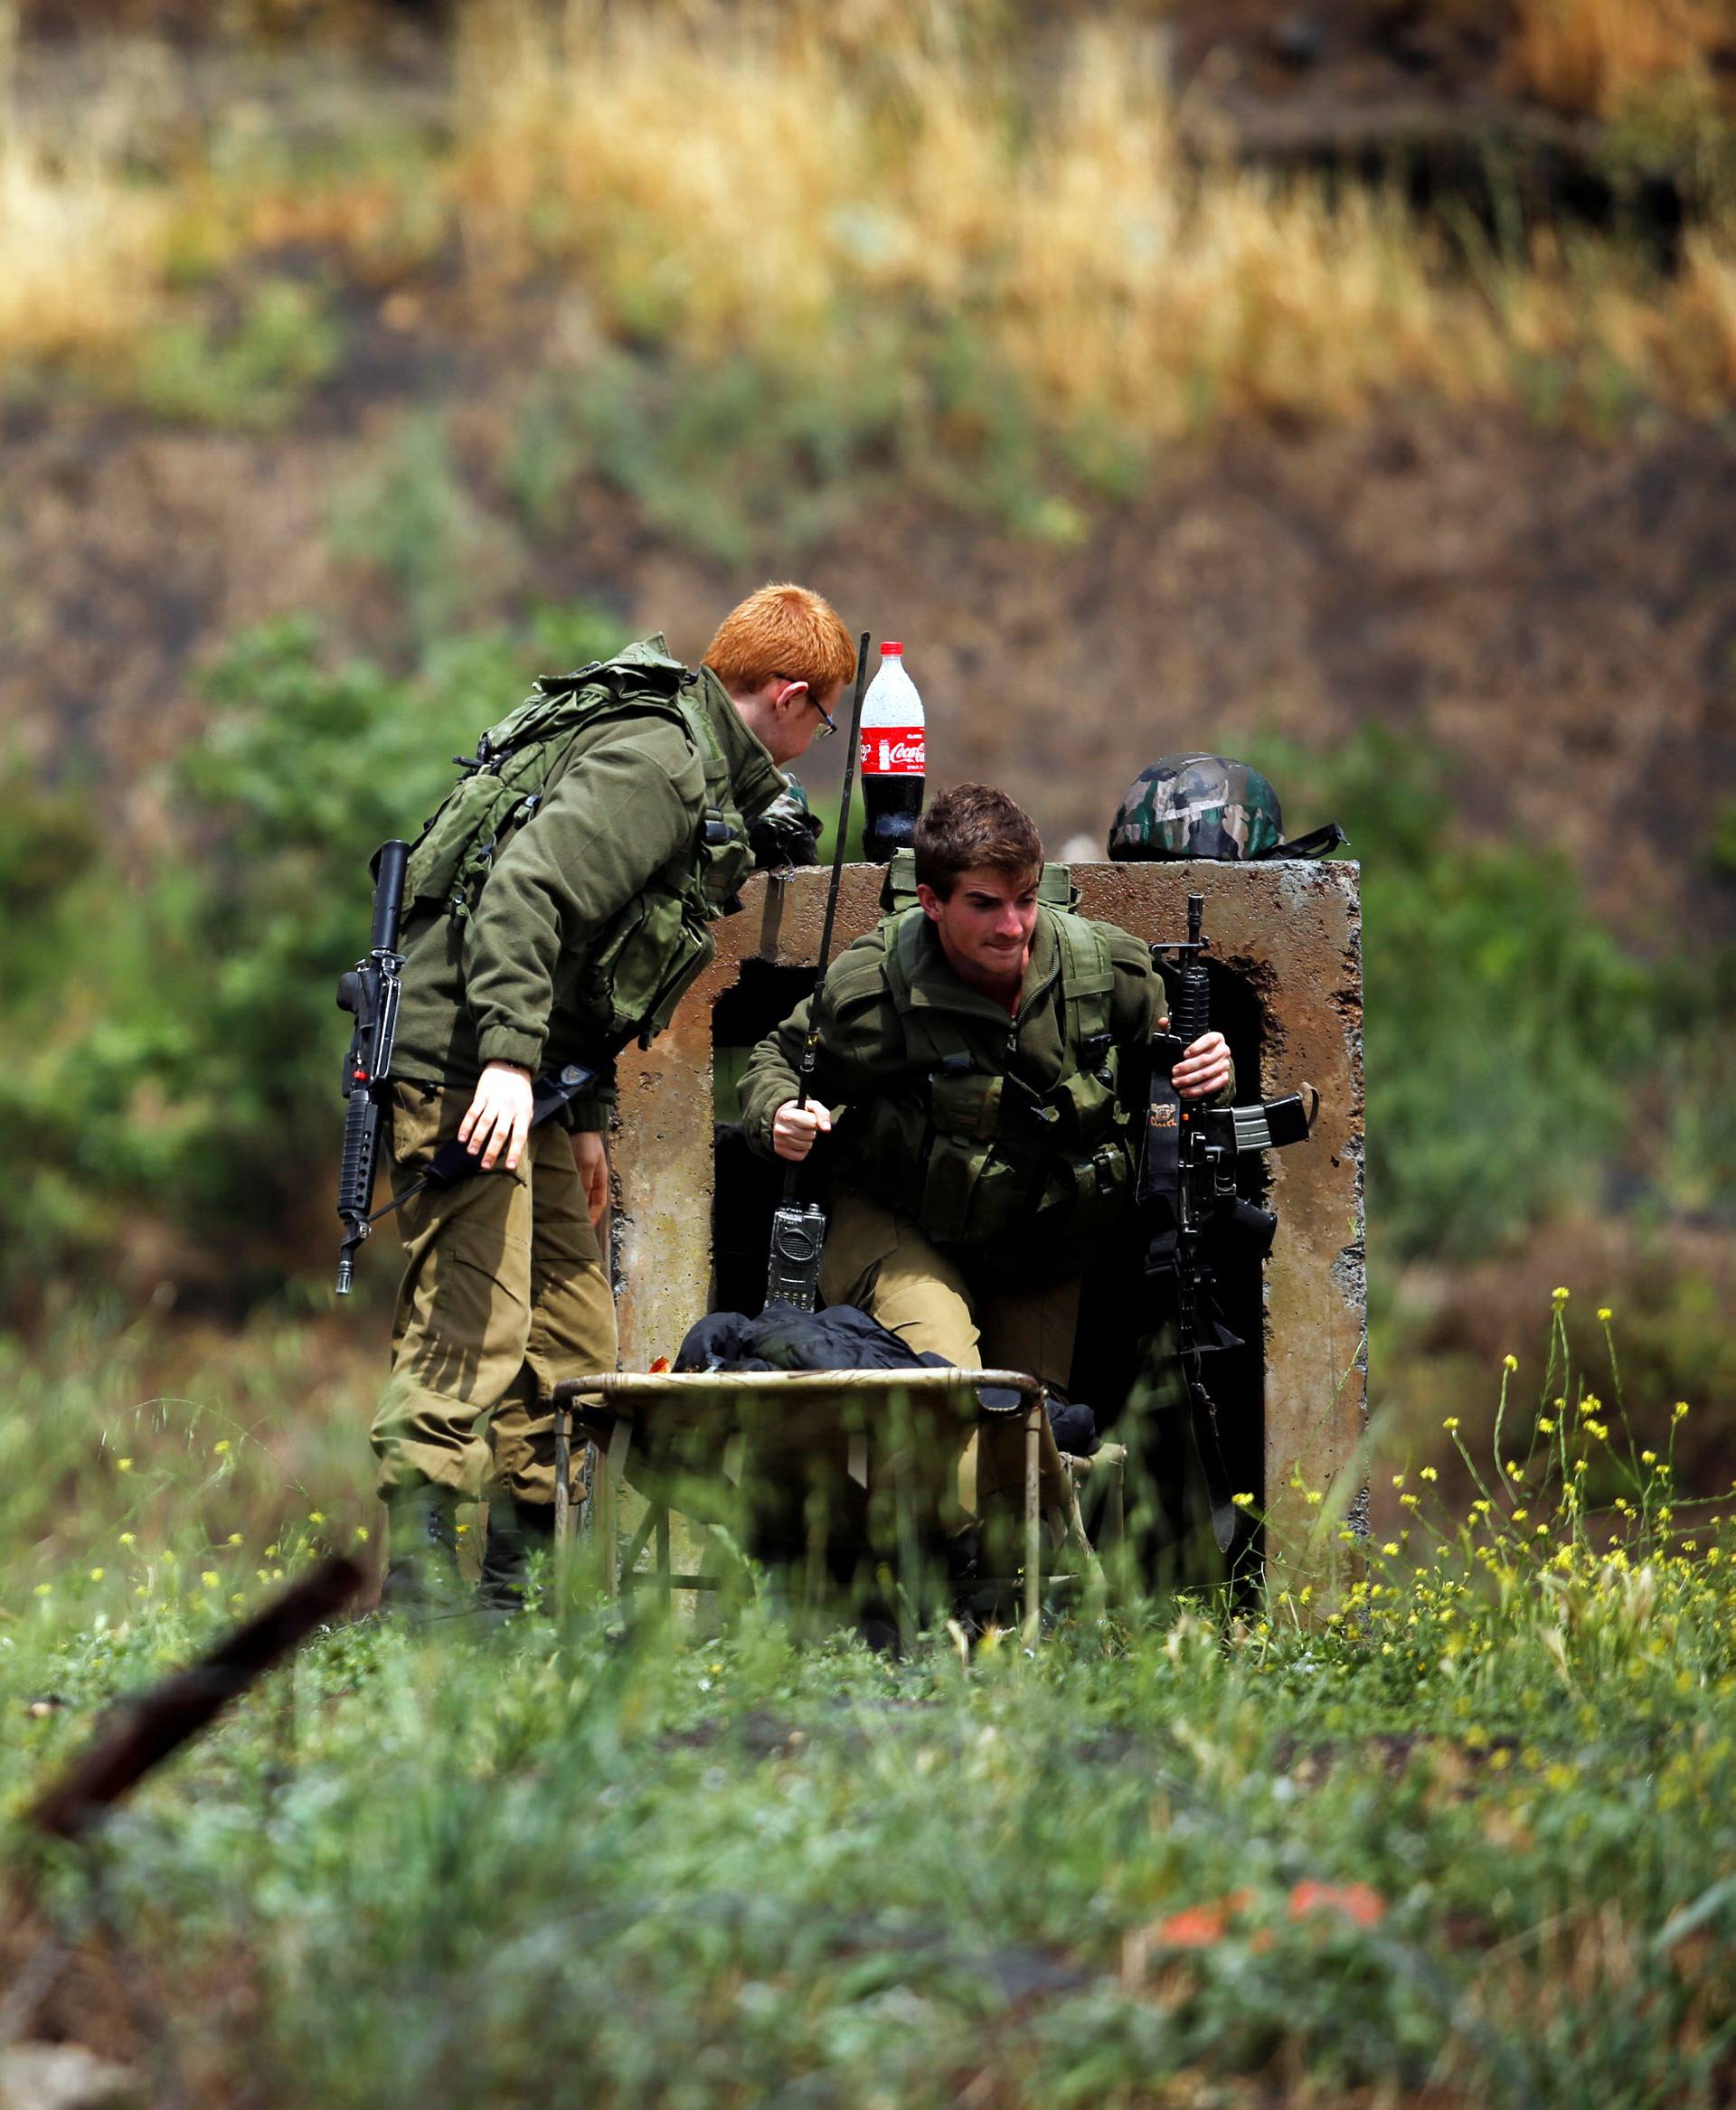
{"left": 739, "top": 783, "right": 1231, "bottom": 1547}
{"left": 374, "top": 584, "right": 856, "bottom": 1617}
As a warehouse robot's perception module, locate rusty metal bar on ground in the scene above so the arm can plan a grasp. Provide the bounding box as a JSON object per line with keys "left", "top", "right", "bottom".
{"left": 552, "top": 1369, "right": 1070, "bottom": 1625}
{"left": 26, "top": 1556, "right": 364, "bottom": 1843}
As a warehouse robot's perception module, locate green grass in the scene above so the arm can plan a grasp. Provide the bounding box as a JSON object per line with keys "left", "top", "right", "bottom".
{"left": 5, "top": 1295, "right": 1734, "bottom": 2105}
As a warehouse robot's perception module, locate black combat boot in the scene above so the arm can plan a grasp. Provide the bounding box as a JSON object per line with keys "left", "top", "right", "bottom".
{"left": 379, "top": 1484, "right": 468, "bottom": 1622}
{"left": 476, "top": 1497, "right": 557, "bottom": 1616}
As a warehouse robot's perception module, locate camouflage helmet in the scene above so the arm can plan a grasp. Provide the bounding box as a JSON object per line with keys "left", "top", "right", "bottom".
{"left": 1107, "top": 755, "right": 1287, "bottom": 862}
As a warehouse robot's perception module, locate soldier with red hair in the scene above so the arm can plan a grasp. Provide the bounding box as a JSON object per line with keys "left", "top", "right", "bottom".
{"left": 374, "top": 584, "right": 854, "bottom": 1617}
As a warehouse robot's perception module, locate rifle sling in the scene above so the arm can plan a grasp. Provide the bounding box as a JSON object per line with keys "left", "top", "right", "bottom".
{"left": 364, "top": 1060, "right": 599, "bottom": 1222}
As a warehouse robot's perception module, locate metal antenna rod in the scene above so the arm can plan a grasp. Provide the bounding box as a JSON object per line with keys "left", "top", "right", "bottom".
{"left": 790, "top": 628, "right": 873, "bottom": 1123}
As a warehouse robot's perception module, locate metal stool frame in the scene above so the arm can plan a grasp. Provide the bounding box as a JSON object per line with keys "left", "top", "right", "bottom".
{"left": 551, "top": 1369, "right": 1103, "bottom": 1637}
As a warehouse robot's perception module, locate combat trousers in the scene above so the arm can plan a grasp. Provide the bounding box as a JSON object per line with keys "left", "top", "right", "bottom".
{"left": 817, "top": 1190, "right": 1080, "bottom": 1531}
{"left": 370, "top": 1082, "right": 617, "bottom": 1506}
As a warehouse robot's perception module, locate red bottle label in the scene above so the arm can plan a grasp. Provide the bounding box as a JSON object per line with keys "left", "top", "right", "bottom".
{"left": 860, "top": 727, "right": 926, "bottom": 775}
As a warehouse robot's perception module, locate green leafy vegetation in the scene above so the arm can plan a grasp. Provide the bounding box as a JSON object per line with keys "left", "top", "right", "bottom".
{"left": 331, "top": 410, "right": 525, "bottom": 640}
{"left": 500, "top": 323, "right": 1082, "bottom": 568}
{"left": 0, "top": 609, "right": 618, "bottom": 1314}
{"left": 5, "top": 1297, "right": 1733, "bottom": 2105}
{"left": 1250, "top": 727, "right": 1733, "bottom": 1257}
{"left": 132, "top": 278, "right": 344, "bottom": 430}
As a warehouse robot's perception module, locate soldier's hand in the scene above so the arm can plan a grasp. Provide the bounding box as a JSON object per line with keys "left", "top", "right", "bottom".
{"left": 771, "top": 1098, "right": 833, "bottom": 1162}
{"left": 1173, "top": 1030, "right": 1231, "bottom": 1101}
{"left": 572, "top": 1128, "right": 609, "bottom": 1225}
{"left": 459, "top": 1060, "right": 534, "bottom": 1172}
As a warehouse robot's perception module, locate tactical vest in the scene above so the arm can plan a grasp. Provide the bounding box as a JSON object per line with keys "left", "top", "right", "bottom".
{"left": 403, "top": 640, "right": 753, "bottom": 1055}
{"left": 838, "top": 897, "right": 1135, "bottom": 1250}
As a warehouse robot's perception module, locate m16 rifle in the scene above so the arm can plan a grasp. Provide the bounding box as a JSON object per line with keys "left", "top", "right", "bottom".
{"left": 764, "top": 629, "right": 873, "bottom": 1312}
{"left": 335, "top": 840, "right": 410, "bottom": 1295}
{"left": 335, "top": 840, "right": 600, "bottom": 1292}
{"left": 1140, "top": 892, "right": 1317, "bottom": 1550}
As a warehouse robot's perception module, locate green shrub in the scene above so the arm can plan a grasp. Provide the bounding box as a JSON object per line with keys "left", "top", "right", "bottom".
{"left": 330, "top": 410, "right": 525, "bottom": 641}
{"left": 133, "top": 277, "right": 344, "bottom": 430}
{"left": 0, "top": 609, "right": 621, "bottom": 1311}
{"left": 1250, "top": 728, "right": 1659, "bottom": 1257}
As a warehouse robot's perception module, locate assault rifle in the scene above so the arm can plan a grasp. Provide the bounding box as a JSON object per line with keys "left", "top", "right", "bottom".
{"left": 335, "top": 839, "right": 410, "bottom": 1295}
{"left": 335, "top": 841, "right": 597, "bottom": 1293}
{"left": 1140, "top": 893, "right": 1317, "bottom": 1550}
{"left": 764, "top": 629, "right": 873, "bottom": 1311}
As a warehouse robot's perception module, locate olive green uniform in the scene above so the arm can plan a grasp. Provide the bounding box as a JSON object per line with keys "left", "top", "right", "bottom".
{"left": 740, "top": 901, "right": 1226, "bottom": 1526}
{"left": 373, "top": 645, "right": 785, "bottom": 1505}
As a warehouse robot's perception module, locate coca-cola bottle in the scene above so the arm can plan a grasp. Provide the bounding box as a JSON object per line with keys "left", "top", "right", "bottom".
{"left": 858, "top": 641, "right": 926, "bottom": 863}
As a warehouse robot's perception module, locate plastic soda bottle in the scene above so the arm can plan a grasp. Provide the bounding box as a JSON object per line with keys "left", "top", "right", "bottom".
{"left": 858, "top": 642, "right": 926, "bottom": 863}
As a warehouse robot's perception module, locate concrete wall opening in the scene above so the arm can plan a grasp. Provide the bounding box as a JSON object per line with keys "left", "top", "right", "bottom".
{"left": 611, "top": 861, "right": 1364, "bottom": 1589}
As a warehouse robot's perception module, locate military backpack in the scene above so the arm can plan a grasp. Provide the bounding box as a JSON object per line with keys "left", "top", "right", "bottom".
{"left": 403, "top": 637, "right": 753, "bottom": 1054}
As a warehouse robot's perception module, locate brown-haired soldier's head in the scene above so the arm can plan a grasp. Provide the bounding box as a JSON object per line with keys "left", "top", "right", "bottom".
{"left": 914, "top": 784, "right": 1043, "bottom": 900}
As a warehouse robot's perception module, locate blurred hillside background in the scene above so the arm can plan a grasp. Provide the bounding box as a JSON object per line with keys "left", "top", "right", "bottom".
{"left": 3, "top": 0, "right": 1733, "bottom": 1505}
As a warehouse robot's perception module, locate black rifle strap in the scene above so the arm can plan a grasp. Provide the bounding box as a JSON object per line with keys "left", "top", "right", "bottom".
{"left": 368, "top": 1061, "right": 599, "bottom": 1222}
{"left": 1260, "top": 823, "right": 1346, "bottom": 861}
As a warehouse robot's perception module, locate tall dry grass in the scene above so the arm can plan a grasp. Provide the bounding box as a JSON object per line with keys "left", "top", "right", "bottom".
{"left": 1507, "top": 0, "right": 1732, "bottom": 118}
{"left": 0, "top": 3, "right": 171, "bottom": 359}
{"left": 2, "top": 0, "right": 1735, "bottom": 436}
{"left": 450, "top": 3, "right": 1496, "bottom": 438}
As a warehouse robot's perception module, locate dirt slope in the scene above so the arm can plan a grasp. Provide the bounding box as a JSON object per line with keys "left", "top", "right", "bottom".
{"left": 5, "top": 368, "right": 1732, "bottom": 940}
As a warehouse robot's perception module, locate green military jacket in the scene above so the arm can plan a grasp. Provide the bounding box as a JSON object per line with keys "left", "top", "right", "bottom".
{"left": 392, "top": 651, "right": 786, "bottom": 1127}
{"left": 740, "top": 903, "right": 1233, "bottom": 1270}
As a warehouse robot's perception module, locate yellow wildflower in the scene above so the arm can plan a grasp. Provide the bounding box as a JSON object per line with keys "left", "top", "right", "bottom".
{"left": 89, "top": 1568, "right": 104, "bottom": 1582}
{"left": 1443, "top": 1417, "right": 1460, "bottom": 1433}
{"left": 1503, "top": 1354, "right": 1518, "bottom": 1372}
{"left": 1232, "top": 1492, "right": 1256, "bottom": 1510}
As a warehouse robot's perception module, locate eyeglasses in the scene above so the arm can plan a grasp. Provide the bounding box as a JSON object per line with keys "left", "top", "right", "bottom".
{"left": 774, "top": 675, "right": 836, "bottom": 739}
